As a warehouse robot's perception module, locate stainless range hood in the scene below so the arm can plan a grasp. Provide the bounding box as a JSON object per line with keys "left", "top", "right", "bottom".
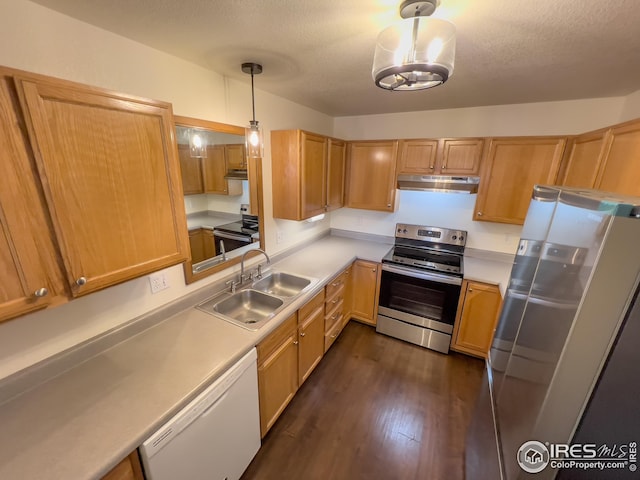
{"left": 397, "top": 174, "right": 480, "bottom": 194}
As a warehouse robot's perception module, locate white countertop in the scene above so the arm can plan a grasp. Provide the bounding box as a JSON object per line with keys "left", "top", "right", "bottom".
{"left": 464, "top": 250, "right": 514, "bottom": 296}
{"left": 0, "top": 234, "right": 511, "bottom": 479}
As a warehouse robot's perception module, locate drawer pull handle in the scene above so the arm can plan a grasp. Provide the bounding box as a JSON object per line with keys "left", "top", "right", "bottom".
{"left": 34, "top": 287, "right": 49, "bottom": 298}
{"left": 76, "top": 277, "right": 87, "bottom": 286}
{"left": 300, "top": 332, "right": 306, "bottom": 337}
{"left": 293, "top": 340, "right": 299, "bottom": 345}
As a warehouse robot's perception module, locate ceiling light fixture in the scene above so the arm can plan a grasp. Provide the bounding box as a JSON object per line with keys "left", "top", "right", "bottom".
{"left": 372, "top": 0, "right": 455, "bottom": 91}
{"left": 242, "top": 62, "right": 264, "bottom": 158}
{"left": 188, "top": 129, "right": 207, "bottom": 158}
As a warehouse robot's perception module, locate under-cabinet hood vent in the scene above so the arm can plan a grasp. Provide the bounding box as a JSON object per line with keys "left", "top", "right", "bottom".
{"left": 397, "top": 175, "right": 480, "bottom": 194}
{"left": 224, "top": 169, "right": 248, "bottom": 180}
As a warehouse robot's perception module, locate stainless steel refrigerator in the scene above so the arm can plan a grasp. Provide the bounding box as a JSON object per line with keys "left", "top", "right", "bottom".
{"left": 466, "top": 186, "right": 640, "bottom": 480}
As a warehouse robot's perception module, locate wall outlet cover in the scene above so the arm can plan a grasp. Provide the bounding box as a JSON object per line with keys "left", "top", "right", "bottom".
{"left": 149, "top": 272, "right": 170, "bottom": 294}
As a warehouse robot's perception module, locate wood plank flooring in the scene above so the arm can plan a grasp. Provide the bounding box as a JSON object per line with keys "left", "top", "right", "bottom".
{"left": 241, "top": 321, "right": 485, "bottom": 480}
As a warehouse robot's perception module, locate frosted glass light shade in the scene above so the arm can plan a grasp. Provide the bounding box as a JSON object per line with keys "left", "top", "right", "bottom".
{"left": 245, "top": 120, "right": 264, "bottom": 158}
{"left": 373, "top": 16, "right": 456, "bottom": 91}
{"left": 189, "top": 130, "right": 207, "bottom": 158}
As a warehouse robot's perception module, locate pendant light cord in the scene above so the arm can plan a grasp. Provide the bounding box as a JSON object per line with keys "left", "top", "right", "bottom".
{"left": 251, "top": 70, "right": 256, "bottom": 123}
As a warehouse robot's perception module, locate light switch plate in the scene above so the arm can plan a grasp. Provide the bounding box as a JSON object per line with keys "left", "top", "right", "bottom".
{"left": 149, "top": 272, "right": 169, "bottom": 294}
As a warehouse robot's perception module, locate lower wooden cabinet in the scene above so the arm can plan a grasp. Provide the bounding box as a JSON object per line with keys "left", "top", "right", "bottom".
{"left": 101, "top": 452, "right": 144, "bottom": 480}
{"left": 257, "top": 313, "right": 299, "bottom": 438}
{"left": 350, "top": 260, "right": 381, "bottom": 326}
{"left": 451, "top": 280, "right": 502, "bottom": 358}
{"left": 298, "top": 290, "right": 325, "bottom": 385}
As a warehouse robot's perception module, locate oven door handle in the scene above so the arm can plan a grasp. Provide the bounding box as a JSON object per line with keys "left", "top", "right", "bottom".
{"left": 212, "top": 230, "right": 252, "bottom": 243}
{"left": 382, "top": 263, "right": 462, "bottom": 286}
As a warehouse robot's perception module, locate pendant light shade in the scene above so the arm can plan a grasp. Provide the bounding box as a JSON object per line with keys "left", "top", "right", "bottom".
{"left": 189, "top": 129, "right": 207, "bottom": 158}
{"left": 242, "top": 62, "right": 264, "bottom": 158}
{"left": 373, "top": 0, "right": 456, "bottom": 91}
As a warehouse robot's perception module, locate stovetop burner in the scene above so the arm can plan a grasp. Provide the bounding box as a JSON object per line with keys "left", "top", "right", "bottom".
{"left": 382, "top": 224, "right": 467, "bottom": 277}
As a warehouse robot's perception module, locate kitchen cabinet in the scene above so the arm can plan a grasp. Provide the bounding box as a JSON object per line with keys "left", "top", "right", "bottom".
{"left": 257, "top": 313, "right": 299, "bottom": 438}
{"left": 451, "top": 280, "right": 502, "bottom": 358}
{"left": 298, "top": 290, "right": 325, "bottom": 386}
{"left": 0, "top": 71, "right": 67, "bottom": 322}
{"left": 350, "top": 260, "right": 381, "bottom": 326}
{"left": 397, "top": 138, "right": 484, "bottom": 175}
{"left": 101, "top": 452, "right": 144, "bottom": 480}
{"left": 324, "top": 268, "right": 347, "bottom": 351}
{"left": 595, "top": 119, "right": 640, "bottom": 196}
{"left": 225, "top": 143, "right": 246, "bottom": 170}
{"left": 16, "top": 73, "right": 189, "bottom": 297}
{"left": 202, "top": 145, "right": 242, "bottom": 195}
{"left": 474, "top": 136, "right": 566, "bottom": 225}
{"left": 188, "top": 228, "right": 215, "bottom": 264}
{"left": 178, "top": 144, "right": 204, "bottom": 195}
{"left": 341, "top": 264, "right": 353, "bottom": 329}
{"left": 346, "top": 140, "right": 398, "bottom": 212}
{"left": 271, "top": 130, "right": 345, "bottom": 220}
{"left": 559, "top": 129, "right": 608, "bottom": 188}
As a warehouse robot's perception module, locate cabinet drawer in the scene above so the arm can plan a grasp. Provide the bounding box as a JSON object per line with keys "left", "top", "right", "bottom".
{"left": 325, "top": 270, "right": 348, "bottom": 299}
{"left": 325, "top": 299, "right": 344, "bottom": 333}
{"left": 257, "top": 313, "right": 298, "bottom": 366}
{"left": 324, "top": 316, "right": 343, "bottom": 352}
{"left": 299, "top": 289, "right": 325, "bottom": 320}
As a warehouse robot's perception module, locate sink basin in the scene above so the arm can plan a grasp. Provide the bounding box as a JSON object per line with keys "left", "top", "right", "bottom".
{"left": 209, "top": 289, "right": 284, "bottom": 327}
{"left": 252, "top": 272, "right": 312, "bottom": 297}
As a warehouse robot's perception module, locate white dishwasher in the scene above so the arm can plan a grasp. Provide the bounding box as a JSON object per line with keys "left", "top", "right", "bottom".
{"left": 139, "top": 348, "right": 261, "bottom": 480}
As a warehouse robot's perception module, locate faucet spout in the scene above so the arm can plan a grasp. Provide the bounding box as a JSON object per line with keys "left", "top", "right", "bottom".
{"left": 240, "top": 249, "right": 271, "bottom": 281}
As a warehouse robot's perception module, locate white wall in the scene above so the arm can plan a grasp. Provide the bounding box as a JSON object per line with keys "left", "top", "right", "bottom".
{"left": 620, "top": 89, "right": 640, "bottom": 122}
{"left": 330, "top": 96, "right": 632, "bottom": 254}
{"left": 0, "top": 0, "right": 332, "bottom": 380}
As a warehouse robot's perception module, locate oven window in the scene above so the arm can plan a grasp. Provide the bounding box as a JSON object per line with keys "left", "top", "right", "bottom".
{"left": 379, "top": 269, "right": 461, "bottom": 326}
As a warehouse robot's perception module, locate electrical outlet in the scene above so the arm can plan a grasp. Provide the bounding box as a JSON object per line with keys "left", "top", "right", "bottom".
{"left": 149, "top": 272, "right": 169, "bottom": 294}
{"left": 276, "top": 230, "right": 283, "bottom": 244}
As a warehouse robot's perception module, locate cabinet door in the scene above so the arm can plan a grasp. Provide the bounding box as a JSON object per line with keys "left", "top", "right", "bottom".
{"left": 439, "top": 138, "right": 484, "bottom": 175}
{"left": 101, "top": 452, "right": 144, "bottom": 480}
{"left": 350, "top": 260, "right": 381, "bottom": 326}
{"left": 177, "top": 144, "right": 204, "bottom": 195}
{"left": 203, "top": 145, "right": 228, "bottom": 194}
{"left": 560, "top": 131, "right": 607, "bottom": 188}
{"left": 225, "top": 144, "right": 246, "bottom": 170}
{"left": 257, "top": 314, "right": 298, "bottom": 437}
{"left": 202, "top": 229, "right": 216, "bottom": 259}
{"left": 474, "top": 137, "right": 565, "bottom": 225}
{"left": 342, "top": 265, "right": 353, "bottom": 327}
{"left": 452, "top": 281, "right": 502, "bottom": 358}
{"left": 188, "top": 229, "right": 206, "bottom": 264}
{"left": 326, "top": 138, "right": 346, "bottom": 212}
{"left": 595, "top": 120, "right": 640, "bottom": 196}
{"left": 17, "top": 77, "right": 189, "bottom": 296}
{"left": 0, "top": 74, "right": 66, "bottom": 322}
{"left": 301, "top": 132, "right": 328, "bottom": 219}
{"left": 298, "top": 303, "right": 325, "bottom": 386}
{"left": 397, "top": 139, "right": 438, "bottom": 174}
{"left": 346, "top": 141, "right": 398, "bottom": 212}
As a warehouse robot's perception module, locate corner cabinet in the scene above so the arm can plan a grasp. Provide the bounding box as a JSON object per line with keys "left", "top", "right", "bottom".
{"left": 350, "top": 260, "right": 381, "bottom": 326}
{"left": 271, "top": 130, "right": 345, "bottom": 220}
{"left": 101, "top": 452, "right": 144, "bottom": 480}
{"left": 346, "top": 140, "right": 398, "bottom": 212}
{"left": 397, "top": 138, "right": 484, "bottom": 175}
{"left": 451, "top": 280, "right": 502, "bottom": 358}
{"left": 559, "top": 129, "right": 608, "bottom": 188}
{"left": 594, "top": 119, "right": 640, "bottom": 196}
{"left": 474, "top": 136, "right": 566, "bottom": 225}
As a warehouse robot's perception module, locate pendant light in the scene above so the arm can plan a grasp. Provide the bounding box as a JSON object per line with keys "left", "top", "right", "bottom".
{"left": 372, "top": 0, "right": 455, "bottom": 91}
{"left": 242, "top": 62, "right": 264, "bottom": 158}
{"left": 188, "top": 129, "right": 207, "bottom": 158}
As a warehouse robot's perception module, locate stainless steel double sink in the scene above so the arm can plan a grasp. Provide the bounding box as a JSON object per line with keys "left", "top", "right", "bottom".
{"left": 197, "top": 271, "right": 317, "bottom": 330}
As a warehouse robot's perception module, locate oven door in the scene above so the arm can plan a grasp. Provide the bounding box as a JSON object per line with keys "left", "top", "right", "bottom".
{"left": 212, "top": 230, "right": 252, "bottom": 255}
{"left": 378, "top": 263, "right": 462, "bottom": 334}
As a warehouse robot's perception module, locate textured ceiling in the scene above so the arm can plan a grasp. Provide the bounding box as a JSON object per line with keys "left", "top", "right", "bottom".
{"left": 30, "top": 0, "right": 640, "bottom": 116}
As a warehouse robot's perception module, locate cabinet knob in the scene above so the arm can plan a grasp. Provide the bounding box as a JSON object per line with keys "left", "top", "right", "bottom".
{"left": 300, "top": 332, "right": 306, "bottom": 337}
{"left": 429, "top": 165, "right": 435, "bottom": 170}
{"left": 372, "top": 268, "right": 377, "bottom": 272}
{"left": 442, "top": 165, "right": 447, "bottom": 169}
{"left": 34, "top": 287, "right": 49, "bottom": 298}
{"left": 331, "top": 333, "right": 337, "bottom": 339}
{"left": 468, "top": 288, "right": 473, "bottom": 292}
{"left": 387, "top": 203, "right": 391, "bottom": 208}
{"left": 293, "top": 340, "right": 299, "bottom": 345}
{"left": 477, "top": 212, "right": 483, "bottom": 216}
{"left": 76, "top": 277, "right": 87, "bottom": 286}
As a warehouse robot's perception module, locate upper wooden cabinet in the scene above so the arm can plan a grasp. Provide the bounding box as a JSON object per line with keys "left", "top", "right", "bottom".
{"left": 14, "top": 73, "right": 189, "bottom": 298}
{"left": 271, "top": 130, "right": 345, "bottom": 221}
{"left": 202, "top": 145, "right": 242, "bottom": 195}
{"left": 397, "top": 138, "right": 484, "bottom": 175}
{"left": 225, "top": 143, "right": 247, "bottom": 170}
{"left": 178, "top": 144, "right": 204, "bottom": 195}
{"left": 559, "top": 130, "right": 608, "bottom": 188}
{"left": 595, "top": 120, "right": 640, "bottom": 196}
{"left": 346, "top": 140, "right": 398, "bottom": 212}
{"left": 474, "top": 137, "right": 566, "bottom": 225}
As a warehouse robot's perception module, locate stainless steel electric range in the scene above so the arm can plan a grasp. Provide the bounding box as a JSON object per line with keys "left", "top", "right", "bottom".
{"left": 376, "top": 224, "right": 467, "bottom": 354}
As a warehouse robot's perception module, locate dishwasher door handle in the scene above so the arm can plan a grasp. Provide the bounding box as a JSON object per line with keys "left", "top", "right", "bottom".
{"left": 200, "top": 391, "right": 230, "bottom": 418}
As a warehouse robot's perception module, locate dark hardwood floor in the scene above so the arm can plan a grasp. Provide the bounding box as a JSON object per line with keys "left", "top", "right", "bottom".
{"left": 241, "top": 321, "right": 485, "bottom": 480}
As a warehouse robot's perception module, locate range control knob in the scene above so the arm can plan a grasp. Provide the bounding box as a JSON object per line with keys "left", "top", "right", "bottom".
{"left": 459, "top": 236, "right": 464, "bottom": 241}
{"left": 452, "top": 235, "right": 457, "bottom": 240}
{"left": 403, "top": 229, "right": 408, "bottom": 233}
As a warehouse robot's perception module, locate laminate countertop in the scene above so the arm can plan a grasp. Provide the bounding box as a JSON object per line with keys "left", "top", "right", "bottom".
{"left": 0, "top": 234, "right": 513, "bottom": 479}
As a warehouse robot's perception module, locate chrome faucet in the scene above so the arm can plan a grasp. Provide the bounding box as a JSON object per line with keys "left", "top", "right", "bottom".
{"left": 240, "top": 249, "right": 271, "bottom": 282}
